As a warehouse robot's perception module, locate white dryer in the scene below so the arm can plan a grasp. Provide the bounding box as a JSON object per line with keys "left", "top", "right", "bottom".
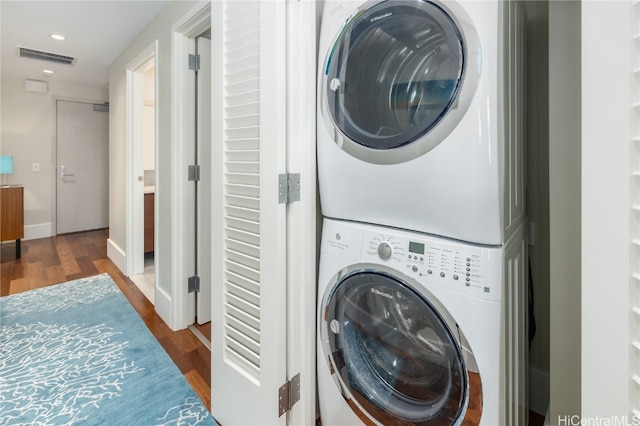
{"left": 317, "top": 218, "right": 527, "bottom": 425}
{"left": 317, "top": 0, "right": 526, "bottom": 245}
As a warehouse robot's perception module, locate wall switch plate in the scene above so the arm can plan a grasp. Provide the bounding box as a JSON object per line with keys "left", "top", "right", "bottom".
{"left": 32, "top": 163, "right": 40, "bottom": 172}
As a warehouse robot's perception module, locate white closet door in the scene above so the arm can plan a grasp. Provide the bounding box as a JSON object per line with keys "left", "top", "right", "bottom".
{"left": 210, "top": 1, "right": 287, "bottom": 424}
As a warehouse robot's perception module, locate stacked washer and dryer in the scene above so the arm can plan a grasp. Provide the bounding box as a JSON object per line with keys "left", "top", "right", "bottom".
{"left": 316, "top": 0, "right": 528, "bottom": 425}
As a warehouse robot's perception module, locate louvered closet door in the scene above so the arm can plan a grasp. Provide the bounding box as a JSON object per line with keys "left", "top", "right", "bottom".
{"left": 210, "top": 1, "right": 288, "bottom": 424}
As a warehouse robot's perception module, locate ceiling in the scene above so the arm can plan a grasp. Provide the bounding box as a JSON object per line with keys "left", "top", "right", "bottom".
{"left": 1, "top": 1, "right": 170, "bottom": 89}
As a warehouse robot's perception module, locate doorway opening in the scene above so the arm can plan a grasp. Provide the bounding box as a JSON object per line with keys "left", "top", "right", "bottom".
{"left": 130, "top": 58, "right": 156, "bottom": 303}
{"left": 188, "top": 29, "right": 212, "bottom": 347}
{"left": 126, "top": 42, "right": 158, "bottom": 305}
{"left": 169, "top": 1, "right": 212, "bottom": 338}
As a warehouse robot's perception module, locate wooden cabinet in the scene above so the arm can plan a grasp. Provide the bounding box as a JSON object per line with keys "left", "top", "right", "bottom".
{"left": 1, "top": 185, "right": 24, "bottom": 258}
{"left": 144, "top": 192, "right": 154, "bottom": 253}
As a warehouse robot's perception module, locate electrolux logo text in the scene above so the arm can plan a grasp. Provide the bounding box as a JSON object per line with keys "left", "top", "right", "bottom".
{"left": 558, "top": 415, "right": 640, "bottom": 426}
{"left": 370, "top": 288, "right": 393, "bottom": 300}
{"left": 370, "top": 12, "right": 392, "bottom": 23}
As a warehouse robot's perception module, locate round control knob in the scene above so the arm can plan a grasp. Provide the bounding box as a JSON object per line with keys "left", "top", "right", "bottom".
{"left": 377, "top": 242, "right": 393, "bottom": 260}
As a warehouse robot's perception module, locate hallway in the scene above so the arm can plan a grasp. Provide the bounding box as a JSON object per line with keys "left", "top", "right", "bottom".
{"left": 0, "top": 229, "right": 211, "bottom": 411}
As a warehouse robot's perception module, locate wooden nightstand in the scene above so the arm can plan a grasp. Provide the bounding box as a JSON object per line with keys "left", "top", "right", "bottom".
{"left": 1, "top": 185, "right": 24, "bottom": 258}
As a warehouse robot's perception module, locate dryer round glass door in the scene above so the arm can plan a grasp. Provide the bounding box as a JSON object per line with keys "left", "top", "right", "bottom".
{"left": 322, "top": 0, "right": 480, "bottom": 164}
{"left": 320, "top": 269, "right": 473, "bottom": 424}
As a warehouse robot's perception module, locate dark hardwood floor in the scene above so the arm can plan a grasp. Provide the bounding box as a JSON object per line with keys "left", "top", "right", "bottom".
{"left": 0, "top": 229, "right": 211, "bottom": 412}
{"left": 529, "top": 410, "right": 545, "bottom": 426}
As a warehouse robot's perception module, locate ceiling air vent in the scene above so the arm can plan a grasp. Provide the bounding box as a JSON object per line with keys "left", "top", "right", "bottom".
{"left": 18, "top": 47, "right": 76, "bottom": 66}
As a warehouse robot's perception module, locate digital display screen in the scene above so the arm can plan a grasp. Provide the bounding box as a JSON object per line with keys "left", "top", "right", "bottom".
{"left": 409, "top": 242, "right": 425, "bottom": 255}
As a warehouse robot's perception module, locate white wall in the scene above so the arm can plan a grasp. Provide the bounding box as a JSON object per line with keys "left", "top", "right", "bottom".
{"left": 108, "top": 1, "right": 198, "bottom": 305}
{"left": 581, "top": 1, "right": 633, "bottom": 419}
{"left": 548, "top": 0, "right": 581, "bottom": 421}
{"left": 0, "top": 76, "right": 107, "bottom": 240}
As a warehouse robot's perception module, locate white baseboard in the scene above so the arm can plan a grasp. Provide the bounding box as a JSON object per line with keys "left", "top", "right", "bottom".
{"left": 107, "top": 238, "right": 127, "bottom": 275}
{"left": 107, "top": 238, "right": 171, "bottom": 329}
{"left": 155, "top": 286, "right": 172, "bottom": 329}
{"left": 24, "top": 223, "right": 52, "bottom": 240}
{"left": 529, "top": 365, "right": 550, "bottom": 416}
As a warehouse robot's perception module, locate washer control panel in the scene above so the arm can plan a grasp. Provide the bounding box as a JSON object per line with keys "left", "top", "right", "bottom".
{"left": 361, "top": 228, "right": 502, "bottom": 302}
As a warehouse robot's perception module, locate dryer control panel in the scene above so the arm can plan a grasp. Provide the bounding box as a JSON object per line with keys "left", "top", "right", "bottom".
{"left": 360, "top": 227, "right": 502, "bottom": 303}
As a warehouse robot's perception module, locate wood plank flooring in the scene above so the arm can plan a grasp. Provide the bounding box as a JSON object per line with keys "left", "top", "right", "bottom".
{"left": 0, "top": 229, "right": 212, "bottom": 412}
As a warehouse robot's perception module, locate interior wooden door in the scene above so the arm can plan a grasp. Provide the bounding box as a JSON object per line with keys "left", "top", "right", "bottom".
{"left": 56, "top": 100, "right": 109, "bottom": 234}
{"left": 210, "top": 1, "right": 288, "bottom": 424}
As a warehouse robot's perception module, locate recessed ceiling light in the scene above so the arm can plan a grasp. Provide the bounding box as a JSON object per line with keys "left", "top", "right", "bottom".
{"left": 50, "top": 34, "right": 66, "bottom": 41}
{"left": 43, "top": 69, "right": 54, "bottom": 74}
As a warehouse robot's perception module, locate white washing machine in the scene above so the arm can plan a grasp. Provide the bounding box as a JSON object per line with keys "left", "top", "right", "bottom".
{"left": 317, "top": 0, "right": 526, "bottom": 245}
{"left": 317, "top": 218, "right": 527, "bottom": 425}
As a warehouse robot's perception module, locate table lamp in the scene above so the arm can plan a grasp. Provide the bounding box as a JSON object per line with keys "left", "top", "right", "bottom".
{"left": 0, "top": 155, "right": 14, "bottom": 186}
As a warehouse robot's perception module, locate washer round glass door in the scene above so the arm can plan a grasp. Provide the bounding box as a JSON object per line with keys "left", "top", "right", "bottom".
{"left": 322, "top": 0, "right": 480, "bottom": 164}
{"left": 321, "top": 269, "right": 469, "bottom": 424}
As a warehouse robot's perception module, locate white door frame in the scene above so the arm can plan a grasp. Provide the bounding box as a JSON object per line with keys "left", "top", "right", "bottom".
{"left": 209, "top": 0, "right": 317, "bottom": 423}
{"left": 125, "top": 41, "right": 158, "bottom": 278}
{"left": 170, "top": 1, "right": 211, "bottom": 330}
{"left": 51, "top": 95, "right": 108, "bottom": 237}
{"left": 284, "top": 1, "right": 317, "bottom": 424}
{"left": 55, "top": 100, "right": 110, "bottom": 234}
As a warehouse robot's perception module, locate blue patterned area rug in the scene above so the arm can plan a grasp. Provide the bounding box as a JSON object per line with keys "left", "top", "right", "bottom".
{"left": 0, "top": 273, "right": 217, "bottom": 425}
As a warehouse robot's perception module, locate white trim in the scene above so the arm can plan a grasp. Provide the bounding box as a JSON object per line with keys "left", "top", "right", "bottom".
{"left": 581, "top": 1, "right": 631, "bottom": 419}
{"left": 23, "top": 223, "right": 52, "bottom": 240}
{"left": 107, "top": 238, "right": 127, "bottom": 274}
{"left": 125, "top": 69, "right": 142, "bottom": 276}
{"left": 170, "top": 1, "right": 211, "bottom": 330}
{"left": 285, "top": 0, "right": 317, "bottom": 424}
{"left": 154, "top": 285, "right": 172, "bottom": 328}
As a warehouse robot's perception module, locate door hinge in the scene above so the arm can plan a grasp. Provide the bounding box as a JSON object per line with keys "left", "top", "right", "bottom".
{"left": 188, "top": 275, "right": 200, "bottom": 293}
{"left": 188, "top": 53, "right": 200, "bottom": 71}
{"left": 278, "top": 373, "right": 300, "bottom": 417}
{"left": 278, "top": 173, "right": 300, "bottom": 204}
{"left": 188, "top": 165, "right": 200, "bottom": 182}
